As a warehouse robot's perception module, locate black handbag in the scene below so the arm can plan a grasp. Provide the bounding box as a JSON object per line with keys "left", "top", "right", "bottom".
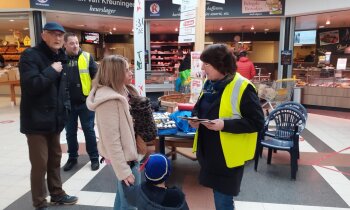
{"left": 129, "top": 95, "right": 157, "bottom": 142}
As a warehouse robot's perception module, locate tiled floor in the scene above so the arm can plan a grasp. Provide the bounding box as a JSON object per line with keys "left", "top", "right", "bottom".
{"left": 0, "top": 96, "right": 350, "bottom": 210}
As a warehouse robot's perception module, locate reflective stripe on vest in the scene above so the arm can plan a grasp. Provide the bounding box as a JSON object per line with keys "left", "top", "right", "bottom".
{"left": 78, "top": 52, "right": 92, "bottom": 96}
{"left": 192, "top": 73, "right": 258, "bottom": 168}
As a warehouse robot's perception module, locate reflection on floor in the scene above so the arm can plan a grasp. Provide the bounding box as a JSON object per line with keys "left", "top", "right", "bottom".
{"left": 0, "top": 96, "right": 350, "bottom": 210}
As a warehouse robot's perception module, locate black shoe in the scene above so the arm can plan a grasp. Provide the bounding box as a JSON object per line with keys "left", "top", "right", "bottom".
{"left": 51, "top": 194, "right": 78, "bottom": 205}
{"left": 35, "top": 207, "right": 48, "bottom": 210}
{"left": 63, "top": 159, "right": 77, "bottom": 171}
{"left": 91, "top": 160, "right": 100, "bottom": 171}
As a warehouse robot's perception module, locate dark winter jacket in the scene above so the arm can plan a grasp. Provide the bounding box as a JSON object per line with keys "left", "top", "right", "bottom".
{"left": 19, "top": 41, "right": 70, "bottom": 134}
{"left": 179, "top": 54, "right": 191, "bottom": 72}
{"left": 66, "top": 50, "right": 97, "bottom": 105}
{"left": 123, "top": 182, "right": 189, "bottom": 210}
{"left": 192, "top": 76, "right": 264, "bottom": 195}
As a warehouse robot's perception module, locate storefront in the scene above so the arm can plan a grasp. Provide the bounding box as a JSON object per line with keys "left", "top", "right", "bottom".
{"left": 2, "top": 0, "right": 350, "bottom": 108}
{"left": 291, "top": 10, "right": 350, "bottom": 108}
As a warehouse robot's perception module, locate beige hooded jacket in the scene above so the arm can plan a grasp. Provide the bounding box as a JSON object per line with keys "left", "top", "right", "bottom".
{"left": 86, "top": 85, "right": 138, "bottom": 181}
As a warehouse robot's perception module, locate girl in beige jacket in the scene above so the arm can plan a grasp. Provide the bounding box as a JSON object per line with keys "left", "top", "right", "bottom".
{"left": 86, "top": 55, "right": 140, "bottom": 210}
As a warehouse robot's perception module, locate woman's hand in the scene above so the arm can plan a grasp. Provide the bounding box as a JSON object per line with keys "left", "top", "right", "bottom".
{"left": 123, "top": 173, "right": 135, "bottom": 187}
{"left": 201, "top": 119, "right": 224, "bottom": 131}
{"left": 188, "top": 118, "right": 201, "bottom": 128}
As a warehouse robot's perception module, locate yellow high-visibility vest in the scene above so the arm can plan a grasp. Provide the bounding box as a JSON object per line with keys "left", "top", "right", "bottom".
{"left": 77, "top": 51, "right": 92, "bottom": 96}
{"left": 192, "top": 73, "right": 258, "bottom": 168}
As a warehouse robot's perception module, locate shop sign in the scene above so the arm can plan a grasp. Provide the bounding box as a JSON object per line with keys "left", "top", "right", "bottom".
{"left": 336, "top": 58, "right": 347, "bottom": 70}
{"left": 178, "top": 35, "right": 195, "bottom": 43}
{"left": 133, "top": 0, "right": 146, "bottom": 96}
{"left": 30, "top": 0, "right": 134, "bottom": 17}
{"left": 145, "top": 0, "right": 285, "bottom": 19}
{"left": 179, "top": 27, "right": 195, "bottom": 36}
{"left": 180, "top": 9, "right": 196, "bottom": 20}
{"left": 23, "top": 36, "right": 31, "bottom": 46}
{"left": 180, "top": 0, "right": 197, "bottom": 12}
{"left": 180, "top": 18, "right": 195, "bottom": 28}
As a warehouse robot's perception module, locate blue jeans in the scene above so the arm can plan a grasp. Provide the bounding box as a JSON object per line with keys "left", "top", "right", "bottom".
{"left": 114, "top": 162, "right": 141, "bottom": 210}
{"left": 213, "top": 190, "right": 235, "bottom": 210}
{"left": 65, "top": 103, "right": 98, "bottom": 161}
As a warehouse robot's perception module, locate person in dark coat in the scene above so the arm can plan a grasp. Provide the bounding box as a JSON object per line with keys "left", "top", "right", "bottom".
{"left": 176, "top": 53, "right": 191, "bottom": 93}
{"left": 0, "top": 54, "right": 5, "bottom": 68}
{"left": 62, "top": 32, "right": 99, "bottom": 172}
{"left": 19, "top": 22, "right": 78, "bottom": 210}
{"left": 123, "top": 153, "right": 189, "bottom": 210}
{"left": 304, "top": 51, "right": 315, "bottom": 62}
{"left": 188, "top": 44, "right": 264, "bottom": 210}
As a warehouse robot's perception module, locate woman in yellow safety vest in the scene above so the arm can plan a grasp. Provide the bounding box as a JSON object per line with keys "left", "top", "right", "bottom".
{"left": 188, "top": 44, "right": 264, "bottom": 210}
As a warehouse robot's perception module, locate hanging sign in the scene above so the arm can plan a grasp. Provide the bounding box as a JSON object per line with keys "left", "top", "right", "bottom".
{"left": 190, "top": 52, "right": 203, "bottom": 103}
{"left": 133, "top": 0, "right": 146, "bottom": 96}
{"left": 23, "top": 36, "right": 31, "bottom": 46}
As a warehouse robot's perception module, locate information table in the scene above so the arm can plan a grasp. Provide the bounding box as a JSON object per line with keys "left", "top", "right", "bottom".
{"left": 156, "top": 131, "right": 196, "bottom": 160}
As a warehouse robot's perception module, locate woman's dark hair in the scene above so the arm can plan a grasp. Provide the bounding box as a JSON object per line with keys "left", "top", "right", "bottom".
{"left": 200, "top": 44, "right": 236, "bottom": 75}
{"left": 179, "top": 53, "right": 191, "bottom": 72}
{"left": 239, "top": 51, "right": 248, "bottom": 57}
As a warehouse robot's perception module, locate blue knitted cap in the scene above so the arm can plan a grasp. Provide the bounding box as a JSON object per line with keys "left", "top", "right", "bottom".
{"left": 144, "top": 153, "right": 171, "bottom": 184}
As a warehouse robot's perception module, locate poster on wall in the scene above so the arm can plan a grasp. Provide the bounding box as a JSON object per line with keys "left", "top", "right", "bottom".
{"left": 319, "top": 30, "right": 339, "bottom": 46}
{"left": 133, "top": 0, "right": 146, "bottom": 96}
{"left": 242, "top": 0, "right": 283, "bottom": 15}
{"left": 281, "top": 50, "right": 292, "bottom": 65}
{"left": 190, "top": 51, "right": 203, "bottom": 103}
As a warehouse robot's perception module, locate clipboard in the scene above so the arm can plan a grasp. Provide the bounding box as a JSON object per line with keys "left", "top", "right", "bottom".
{"left": 177, "top": 116, "right": 215, "bottom": 124}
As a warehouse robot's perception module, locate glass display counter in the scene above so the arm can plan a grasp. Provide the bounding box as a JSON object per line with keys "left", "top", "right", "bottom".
{"left": 145, "top": 71, "right": 175, "bottom": 93}
{"left": 293, "top": 67, "right": 350, "bottom": 108}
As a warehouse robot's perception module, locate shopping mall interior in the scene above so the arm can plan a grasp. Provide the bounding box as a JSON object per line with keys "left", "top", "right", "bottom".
{"left": 1, "top": 0, "right": 350, "bottom": 210}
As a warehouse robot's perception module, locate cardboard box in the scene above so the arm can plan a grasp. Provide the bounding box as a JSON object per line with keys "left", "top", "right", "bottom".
{"left": 0, "top": 71, "right": 9, "bottom": 82}
{"left": 7, "top": 69, "right": 17, "bottom": 81}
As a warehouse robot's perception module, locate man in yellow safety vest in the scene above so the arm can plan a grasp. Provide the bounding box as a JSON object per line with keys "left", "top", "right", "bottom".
{"left": 63, "top": 32, "right": 99, "bottom": 171}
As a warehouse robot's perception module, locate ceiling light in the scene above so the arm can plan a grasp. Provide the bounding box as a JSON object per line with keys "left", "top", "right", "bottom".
{"left": 326, "top": 20, "right": 331, "bottom": 25}
{"left": 113, "top": 27, "right": 116, "bottom": 31}
{"left": 132, "top": 28, "right": 134, "bottom": 32}
{"left": 9, "top": 19, "right": 14, "bottom": 22}
{"left": 264, "top": 28, "right": 269, "bottom": 31}
{"left": 319, "top": 25, "right": 325, "bottom": 28}
{"left": 23, "top": 27, "right": 29, "bottom": 30}
{"left": 76, "top": 24, "right": 86, "bottom": 27}
{"left": 109, "top": 31, "right": 112, "bottom": 34}
{"left": 175, "top": 27, "right": 178, "bottom": 32}
{"left": 205, "top": 31, "right": 209, "bottom": 34}
{"left": 250, "top": 26, "right": 254, "bottom": 30}
{"left": 219, "top": 26, "right": 223, "bottom": 31}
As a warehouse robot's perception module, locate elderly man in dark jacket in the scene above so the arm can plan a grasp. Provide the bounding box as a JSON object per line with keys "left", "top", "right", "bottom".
{"left": 19, "top": 22, "right": 78, "bottom": 210}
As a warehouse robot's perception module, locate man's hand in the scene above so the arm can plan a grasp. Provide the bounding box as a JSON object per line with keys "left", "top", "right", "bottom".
{"left": 51, "top": 62, "right": 63, "bottom": 73}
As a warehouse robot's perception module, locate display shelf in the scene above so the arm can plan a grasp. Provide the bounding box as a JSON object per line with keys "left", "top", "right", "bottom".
{"left": 150, "top": 41, "right": 192, "bottom": 73}
{"left": 0, "top": 46, "right": 28, "bottom": 61}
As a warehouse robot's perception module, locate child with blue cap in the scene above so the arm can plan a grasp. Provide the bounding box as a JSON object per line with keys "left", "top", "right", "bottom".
{"left": 123, "top": 153, "right": 189, "bottom": 210}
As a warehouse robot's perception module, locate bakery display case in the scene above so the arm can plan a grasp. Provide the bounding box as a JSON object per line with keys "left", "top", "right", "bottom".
{"left": 145, "top": 71, "right": 175, "bottom": 93}
{"left": 293, "top": 67, "right": 350, "bottom": 108}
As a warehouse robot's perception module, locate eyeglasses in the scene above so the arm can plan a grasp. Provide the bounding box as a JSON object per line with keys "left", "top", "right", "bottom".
{"left": 46, "top": 31, "right": 64, "bottom": 38}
